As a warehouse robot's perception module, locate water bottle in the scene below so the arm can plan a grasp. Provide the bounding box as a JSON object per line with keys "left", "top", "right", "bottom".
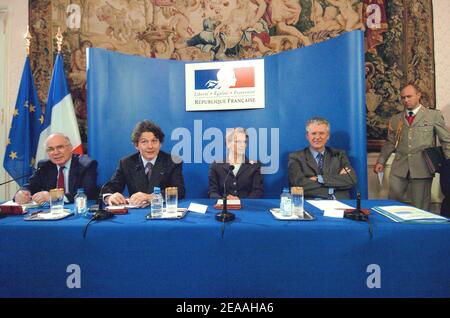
{"left": 280, "top": 188, "right": 292, "bottom": 217}
{"left": 291, "top": 187, "right": 304, "bottom": 218}
{"left": 150, "top": 187, "right": 163, "bottom": 218}
{"left": 74, "top": 188, "right": 88, "bottom": 216}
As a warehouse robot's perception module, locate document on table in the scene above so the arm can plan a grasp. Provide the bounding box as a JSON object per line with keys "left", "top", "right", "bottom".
{"left": 1, "top": 200, "right": 41, "bottom": 209}
{"left": 372, "top": 205, "right": 448, "bottom": 223}
{"left": 216, "top": 199, "right": 241, "bottom": 206}
{"left": 307, "top": 200, "right": 354, "bottom": 218}
{"left": 109, "top": 203, "right": 143, "bottom": 209}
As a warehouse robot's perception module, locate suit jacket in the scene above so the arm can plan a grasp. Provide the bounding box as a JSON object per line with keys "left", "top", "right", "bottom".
{"left": 440, "top": 159, "right": 450, "bottom": 216}
{"left": 208, "top": 160, "right": 264, "bottom": 199}
{"left": 21, "top": 154, "right": 98, "bottom": 202}
{"left": 377, "top": 106, "right": 450, "bottom": 178}
{"left": 102, "top": 151, "right": 185, "bottom": 199}
{"left": 288, "top": 147, "right": 356, "bottom": 199}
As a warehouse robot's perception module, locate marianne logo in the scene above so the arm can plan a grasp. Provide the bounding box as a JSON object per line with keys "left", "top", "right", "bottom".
{"left": 195, "top": 67, "right": 255, "bottom": 90}
{"left": 186, "top": 59, "right": 265, "bottom": 111}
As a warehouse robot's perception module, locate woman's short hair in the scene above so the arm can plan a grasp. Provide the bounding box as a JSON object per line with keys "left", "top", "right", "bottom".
{"left": 226, "top": 127, "right": 247, "bottom": 145}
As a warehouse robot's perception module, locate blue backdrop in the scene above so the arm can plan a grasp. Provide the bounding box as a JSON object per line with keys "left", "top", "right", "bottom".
{"left": 87, "top": 30, "right": 367, "bottom": 199}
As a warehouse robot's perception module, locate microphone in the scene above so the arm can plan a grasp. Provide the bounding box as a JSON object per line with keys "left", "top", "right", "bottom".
{"left": 83, "top": 182, "right": 113, "bottom": 238}
{"left": 0, "top": 167, "right": 41, "bottom": 187}
{"left": 215, "top": 164, "right": 236, "bottom": 222}
{"left": 341, "top": 164, "right": 369, "bottom": 221}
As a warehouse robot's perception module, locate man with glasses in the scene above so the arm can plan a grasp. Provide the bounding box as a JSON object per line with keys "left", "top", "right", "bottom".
{"left": 14, "top": 133, "right": 98, "bottom": 204}
{"left": 101, "top": 120, "right": 185, "bottom": 207}
{"left": 288, "top": 117, "right": 357, "bottom": 199}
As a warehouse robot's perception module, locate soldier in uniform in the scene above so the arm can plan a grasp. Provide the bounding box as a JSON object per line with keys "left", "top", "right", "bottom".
{"left": 374, "top": 84, "right": 450, "bottom": 211}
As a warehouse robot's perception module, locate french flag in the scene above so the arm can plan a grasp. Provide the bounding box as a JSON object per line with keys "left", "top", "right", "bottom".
{"left": 35, "top": 54, "right": 83, "bottom": 162}
{"left": 195, "top": 67, "right": 255, "bottom": 90}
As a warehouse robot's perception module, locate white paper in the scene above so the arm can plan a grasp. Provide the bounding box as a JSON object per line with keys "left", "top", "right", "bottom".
{"left": 377, "top": 172, "right": 384, "bottom": 186}
{"left": 307, "top": 200, "right": 353, "bottom": 210}
{"left": 108, "top": 203, "right": 144, "bottom": 209}
{"left": 1, "top": 200, "right": 18, "bottom": 206}
{"left": 216, "top": 199, "right": 241, "bottom": 205}
{"left": 187, "top": 202, "right": 208, "bottom": 214}
{"left": 323, "top": 209, "right": 345, "bottom": 218}
{"left": 306, "top": 200, "right": 353, "bottom": 218}
{"left": 1, "top": 200, "right": 41, "bottom": 209}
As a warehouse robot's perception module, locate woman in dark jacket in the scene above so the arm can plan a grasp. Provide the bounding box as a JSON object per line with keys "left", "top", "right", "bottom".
{"left": 208, "top": 127, "right": 263, "bottom": 199}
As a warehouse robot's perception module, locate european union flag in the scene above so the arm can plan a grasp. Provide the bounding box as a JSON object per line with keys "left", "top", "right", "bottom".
{"left": 3, "top": 57, "right": 43, "bottom": 186}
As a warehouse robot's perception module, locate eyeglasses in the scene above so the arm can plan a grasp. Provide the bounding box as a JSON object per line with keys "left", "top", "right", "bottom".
{"left": 46, "top": 144, "right": 70, "bottom": 153}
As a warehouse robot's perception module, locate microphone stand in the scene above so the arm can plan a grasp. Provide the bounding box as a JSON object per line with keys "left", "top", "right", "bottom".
{"left": 83, "top": 183, "right": 113, "bottom": 238}
{"left": 341, "top": 165, "right": 369, "bottom": 221}
{"left": 0, "top": 169, "right": 39, "bottom": 187}
{"left": 215, "top": 165, "right": 236, "bottom": 222}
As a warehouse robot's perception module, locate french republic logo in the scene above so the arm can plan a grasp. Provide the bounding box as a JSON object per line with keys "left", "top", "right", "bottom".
{"left": 195, "top": 67, "right": 255, "bottom": 90}
{"left": 185, "top": 59, "right": 264, "bottom": 111}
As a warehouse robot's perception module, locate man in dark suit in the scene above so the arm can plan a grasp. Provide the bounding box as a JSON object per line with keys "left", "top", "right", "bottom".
{"left": 440, "top": 159, "right": 450, "bottom": 217}
{"left": 14, "top": 133, "right": 98, "bottom": 204}
{"left": 288, "top": 117, "right": 356, "bottom": 199}
{"left": 102, "top": 120, "right": 185, "bottom": 206}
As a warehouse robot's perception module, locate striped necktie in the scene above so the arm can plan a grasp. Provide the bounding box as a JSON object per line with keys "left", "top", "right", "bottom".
{"left": 316, "top": 153, "right": 324, "bottom": 175}
{"left": 145, "top": 162, "right": 153, "bottom": 184}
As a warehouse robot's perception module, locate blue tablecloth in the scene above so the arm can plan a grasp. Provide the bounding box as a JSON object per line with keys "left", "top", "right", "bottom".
{"left": 0, "top": 199, "right": 449, "bottom": 297}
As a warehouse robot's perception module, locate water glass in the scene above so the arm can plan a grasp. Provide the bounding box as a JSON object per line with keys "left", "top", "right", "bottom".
{"left": 165, "top": 187, "right": 178, "bottom": 214}
{"left": 291, "top": 186, "right": 304, "bottom": 218}
{"left": 49, "top": 188, "right": 65, "bottom": 214}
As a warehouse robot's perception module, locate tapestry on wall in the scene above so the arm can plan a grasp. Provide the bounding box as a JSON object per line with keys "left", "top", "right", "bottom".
{"left": 29, "top": 0, "right": 435, "bottom": 152}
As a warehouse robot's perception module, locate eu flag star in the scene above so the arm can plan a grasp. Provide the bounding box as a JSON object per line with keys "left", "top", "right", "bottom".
{"left": 3, "top": 57, "right": 43, "bottom": 187}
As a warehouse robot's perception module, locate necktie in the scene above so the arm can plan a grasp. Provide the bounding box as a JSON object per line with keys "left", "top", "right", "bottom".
{"left": 406, "top": 111, "right": 415, "bottom": 125}
{"left": 57, "top": 166, "right": 65, "bottom": 190}
{"left": 316, "top": 153, "right": 324, "bottom": 175}
{"left": 145, "top": 162, "right": 153, "bottom": 184}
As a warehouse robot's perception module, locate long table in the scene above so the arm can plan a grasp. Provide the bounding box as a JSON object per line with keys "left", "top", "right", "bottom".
{"left": 0, "top": 199, "right": 449, "bottom": 297}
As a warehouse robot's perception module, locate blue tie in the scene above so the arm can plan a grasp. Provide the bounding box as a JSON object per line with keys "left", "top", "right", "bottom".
{"left": 316, "top": 153, "right": 324, "bottom": 175}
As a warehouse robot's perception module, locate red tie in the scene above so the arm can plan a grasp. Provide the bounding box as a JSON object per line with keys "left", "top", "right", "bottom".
{"left": 406, "top": 111, "right": 415, "bottom": 125}
{"left": 57, "top": 166, "right": 65, "bottom": 190}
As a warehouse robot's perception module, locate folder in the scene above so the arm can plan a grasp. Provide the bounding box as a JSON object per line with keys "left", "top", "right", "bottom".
{"left": 423, "top": 146, "right": 444, "bottom": 174}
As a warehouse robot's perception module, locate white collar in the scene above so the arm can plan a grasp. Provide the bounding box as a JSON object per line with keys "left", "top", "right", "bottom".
{"left": 141, "top": 155, "right": 157, "bottom": 167}
{"left": 58, "top": 157, "right": 72, "bottom": 171}
{"left": 406, "top": 104, "right": 422, "bottom": 116}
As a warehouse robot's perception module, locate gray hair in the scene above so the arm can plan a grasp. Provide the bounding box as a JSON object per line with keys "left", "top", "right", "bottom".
{"left": 305, "top": 117, "right": 330, "bottom": 132}
{"left": 45, "top": 133, "right": 72, "bottom": 147}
